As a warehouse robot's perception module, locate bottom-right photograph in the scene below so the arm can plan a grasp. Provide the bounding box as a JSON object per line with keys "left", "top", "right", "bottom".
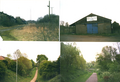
{"left": 60, "top": 42, "right": 120, "bottom": 82}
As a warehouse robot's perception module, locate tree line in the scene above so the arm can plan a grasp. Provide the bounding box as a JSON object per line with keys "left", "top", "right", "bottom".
{"left": 0, "top": 49, "right": 35, "bottom": 80}
{"left": 37, "top": 14, "right": 59, "bottom": 25}
{"left": 0, "top": 12, "right": 26, "bottom": 27}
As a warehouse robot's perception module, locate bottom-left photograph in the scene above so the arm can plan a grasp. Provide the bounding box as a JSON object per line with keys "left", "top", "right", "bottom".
{"left": 0, "top": 41, "right": 60, "bottom": 82}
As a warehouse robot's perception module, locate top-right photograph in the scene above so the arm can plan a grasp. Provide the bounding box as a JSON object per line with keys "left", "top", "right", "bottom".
{"left": 60, "top": 0, "right": 120, "bottom": 42}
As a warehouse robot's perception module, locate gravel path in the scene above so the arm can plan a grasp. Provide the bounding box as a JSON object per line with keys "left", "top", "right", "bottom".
{"left": 30, "top": 67, "right": 38, "bottom": 82}
{"left": 86, "top": 73, "right": 97, "bottom": 82}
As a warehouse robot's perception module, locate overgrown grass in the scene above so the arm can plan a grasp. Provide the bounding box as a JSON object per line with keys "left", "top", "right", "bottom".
{"left": 73, "top": 71, "right": 92, "bottom": 82}
{"left": 0, "top": 69, "right": 16, "bottom": 82}
{"left": 61, "top": 69, "right": 93, "bottom": 82}
{"left": 97, "top": 73, "right": 104, "bottom": 82}
{"left": 17, "top": 67, "right": 36, "bottom": 82}
{"left": 10, "top": 23, "right": 59, "bottom": 41}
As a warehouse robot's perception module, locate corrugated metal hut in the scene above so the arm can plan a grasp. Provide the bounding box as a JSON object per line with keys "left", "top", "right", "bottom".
{"left": 70, "top": 13, "right": 112, "bottom": 34}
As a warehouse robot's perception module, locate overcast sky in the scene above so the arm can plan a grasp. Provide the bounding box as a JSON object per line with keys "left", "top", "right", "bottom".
{"left": 0, "top": 41, "right": 60, "bottom": 62}
{"left": 0, "top": 0, "right": 59, "bottom": 21}
{"left": 60, "top": 0, "right": 120, "bottom": 25}
{"left": 64, "top": 42, "right": 119, "bottom": 62}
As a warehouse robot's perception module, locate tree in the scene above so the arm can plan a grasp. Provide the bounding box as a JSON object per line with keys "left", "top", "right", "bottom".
{"left": 36, "top": 54, "right": 48, "bottom": 64}
{"left": 61, "top": 43, "right": 85, "bottom": 72}
{"left": 60, "top": 21, "right": 65, "bottom": 26}
{"left": 113, "top": 42, "right": 120, "bottom": 54}
{"left": 65, "top": 22, "right": 69, "bottom": 27}
{"left": 39, "top": 60, "right": 58, "bottom": 79}
{"left": 112, "top": 21, "right": 120, "bottom": 33}
{"left": 13, "top": 49, "right": 22, "bottom": 82}
{"left": 96, "top": 46, "right": 117, "bottom": 71}
{"left": 31, "top": 59, "right": 35, "bottom": 68}
{"left": 18, "top": 56, "right": 32, "bottom": 70}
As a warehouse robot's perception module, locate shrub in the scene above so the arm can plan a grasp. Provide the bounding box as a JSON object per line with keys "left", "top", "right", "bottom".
{"left": 109, "top": 72, "right": 120, "bottom": 82}
{"left": 39, "top": 60, "right": 58, "bottom": 79}
{"left": 8, "top": 60, "right": 16, "bottom": 72}
{"left": 18, "top": 62, "right": 27, "bottom": 76}
{"left": 0, "top": 61, "right": 7, "bottom": 79}
{"left": 102, "top": 71, "right": 111, "bottom": 82}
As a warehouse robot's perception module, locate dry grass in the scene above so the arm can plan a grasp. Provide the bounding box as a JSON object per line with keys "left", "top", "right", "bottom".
{"left": 11, "top": 24, "right": 59, "bottom": 41}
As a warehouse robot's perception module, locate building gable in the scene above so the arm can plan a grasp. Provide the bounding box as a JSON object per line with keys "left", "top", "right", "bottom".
{"left": 70, "top": 13, "right": 111, "bottom": 26}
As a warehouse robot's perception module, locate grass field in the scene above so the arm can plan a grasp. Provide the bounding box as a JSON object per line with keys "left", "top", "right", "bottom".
{"left": 0, "top": 23, "right": 59, "bottom": 41}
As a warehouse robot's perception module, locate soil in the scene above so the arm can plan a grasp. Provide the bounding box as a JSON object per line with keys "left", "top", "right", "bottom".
{"left": 86, "top": 73, "right": 97, "bottom": 82}
{"left": 60, "top": 34, "right": 120, "bottom": 41}
{"left": 30, "top": 67, "right": 38, "bottom": 82}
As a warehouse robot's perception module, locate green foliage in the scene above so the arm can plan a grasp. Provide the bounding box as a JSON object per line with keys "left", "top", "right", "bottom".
{"left": 61, "top": 43, "right": 86, "bottom": 72}
{"left": 8, "top": 60, "right": 16, "bottom": 72}
{"left": 115, "top": 54, "right": 120, "bottom": 64}
{"left": 96, "top": 46, "right": 117, "bottom": 71}
{"left": 39, "top": 60, "right": 58, "bottom": 80}
{"left": 112, "top": 21, "right": 120, "bottom": 33}
{"left": 37, "top": 14, "right": 59, "bottom": 25}
{"left": 36, "top": 54, "right": 48, "bottom": 65}
{"left": 0, "top": 12, "right": 26, "bottom": 27}
{"left": 18, "top": 56, "right": 32, "bottom": 70}
{"left": 2, "top": 58, "right": 16, "bottom": 72}
{"left": 108, "top": 61, "right": 120, "bottom": 72}
{"left": 48, "top": 75, "right": 61, "bottom": 82}
{"left": 0, "top": 61, "right": 7, "bottom": 79}
{"left": 31, "top": 59, "right": 35, "bottom": 68}
{"left": 96, "top": 46, "right": 120, "bottom": 82}
{"left": 61, "top": 43, "right": 86, "bottom": 82}
{"left": 18, "top": 61, "right": 27, "bottom": 76}
{"left": 16, "top": 17, "right": 26, "bottom": 24}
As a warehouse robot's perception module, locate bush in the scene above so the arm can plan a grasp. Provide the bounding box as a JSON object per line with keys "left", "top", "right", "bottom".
{"left": 109, "top": 72, "right": 120, "bottom": 82}
{"left": 8, "top": 60, "right": 16, "bottom": 72}
{"left": 39, "top": 60, "right": 58, "bottom": 79}
{"left": 102, "top": 71, "right": 111, "bottom": 82}
{"left": 0, "top": 61, "right": 7, "bottom": 79}
{"left": 18, "top": 62, "right": 27, "bottom": 76}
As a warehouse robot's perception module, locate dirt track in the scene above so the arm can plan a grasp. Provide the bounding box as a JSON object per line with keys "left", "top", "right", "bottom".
{"left": 86, "top": 73, "right": 97, "bottom": 82}
{"left": 30, "top": 67, "right": 38, "bottom": 82}
{"left": 60, "top": 34, "right": 120, "bottom": 41}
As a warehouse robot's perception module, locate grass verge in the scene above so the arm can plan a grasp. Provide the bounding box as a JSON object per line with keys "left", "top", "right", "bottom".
{"left": 17, "top": 67, "right": 36, "bottom": 82}
{"left": 61, "top": 69, "right": 93, "bottom": 82}
{"left": 0, "top": 30, "right": 18, "bottom": 40}
{"left": 0, "top": 69, "right": 16, "bottom": 82}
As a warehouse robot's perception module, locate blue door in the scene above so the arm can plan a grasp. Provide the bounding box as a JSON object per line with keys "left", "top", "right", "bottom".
{"left": 87, "top": 24, "right": 93, "bottom": 33}
{"left": 92, "top": 23, "right": 98, "bottom": 33}
{"left": 87, "top": 23, "right": 98, "bottom": 33}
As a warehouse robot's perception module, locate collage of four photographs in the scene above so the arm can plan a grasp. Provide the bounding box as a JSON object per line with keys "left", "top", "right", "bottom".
{"left": 0, "top": 0, "right": 120, "bottom": 82}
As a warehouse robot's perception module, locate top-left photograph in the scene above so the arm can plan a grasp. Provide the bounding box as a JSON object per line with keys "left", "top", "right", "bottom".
{"left": 0, "top": 0, "right": 59, "bottom": 41}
